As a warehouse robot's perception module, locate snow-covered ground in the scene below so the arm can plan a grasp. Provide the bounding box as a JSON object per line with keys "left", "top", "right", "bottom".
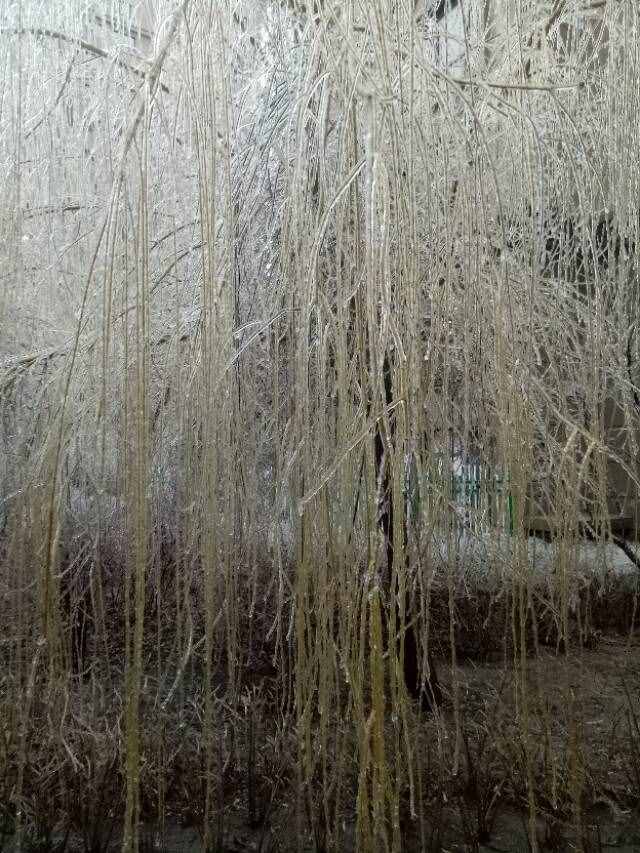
{"left": 427, "top": 530, "right": 639, "bottom": 585}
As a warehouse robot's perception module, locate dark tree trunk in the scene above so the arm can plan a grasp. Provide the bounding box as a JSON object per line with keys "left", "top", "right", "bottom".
{"left": 374, "top": 355, "right": 440, "bottom": 712}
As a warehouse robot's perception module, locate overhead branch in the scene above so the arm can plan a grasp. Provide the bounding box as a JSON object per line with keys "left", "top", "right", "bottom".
{"left": 0, "top": 27, "right": 171, "bottom": 94}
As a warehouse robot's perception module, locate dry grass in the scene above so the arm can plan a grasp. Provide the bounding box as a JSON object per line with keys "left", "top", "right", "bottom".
{"left": 1, "top": 565, "right": 639, "bottom": 852}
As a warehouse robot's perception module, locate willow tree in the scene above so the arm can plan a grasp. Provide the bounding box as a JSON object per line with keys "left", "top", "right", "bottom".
{"left": 1, "top": 1, "right": 639, "bottom": 852}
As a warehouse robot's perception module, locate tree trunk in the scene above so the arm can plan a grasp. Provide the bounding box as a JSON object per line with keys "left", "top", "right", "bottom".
{"left": 374, "top": 355, "right": 441, "bottom": 712}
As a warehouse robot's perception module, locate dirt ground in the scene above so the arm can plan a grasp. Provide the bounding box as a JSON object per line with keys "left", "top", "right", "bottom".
{"left": 103, "top": 636, "right": 640, "bottom": 852}
{"left": 5, "top": 634, "right": 640, "bottom": 852}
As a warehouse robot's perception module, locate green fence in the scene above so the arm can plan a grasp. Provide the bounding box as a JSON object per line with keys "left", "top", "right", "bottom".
{"left": 408, "top": 455, "right": 514, "bottom": 534}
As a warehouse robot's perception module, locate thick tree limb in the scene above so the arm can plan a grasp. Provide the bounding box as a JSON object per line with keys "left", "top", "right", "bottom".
{"left": 0, "top": 27, "right": 170, "bottom": 93}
